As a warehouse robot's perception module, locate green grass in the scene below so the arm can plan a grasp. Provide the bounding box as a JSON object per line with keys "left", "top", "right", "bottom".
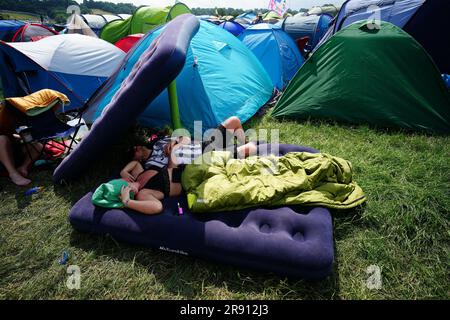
{"left": 0, "top": 114, "right": 449, "bottom": 299}
{"left": 0, "top": 10, "right": 42, "bottom": 22}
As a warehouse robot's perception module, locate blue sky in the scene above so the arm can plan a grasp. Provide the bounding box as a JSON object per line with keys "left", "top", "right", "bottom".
{"left": 89, "top": 1, "right": 345, "bottom": 10}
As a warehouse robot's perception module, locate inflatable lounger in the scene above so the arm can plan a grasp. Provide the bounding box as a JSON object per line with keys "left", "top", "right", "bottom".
{"left": 70, "top": 143, "right": 334, "bottom": 279}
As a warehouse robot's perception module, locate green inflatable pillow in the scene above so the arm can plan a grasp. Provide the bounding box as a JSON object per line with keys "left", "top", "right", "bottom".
{"left": 91, "top": 179, "right": 135, "bottom": 208}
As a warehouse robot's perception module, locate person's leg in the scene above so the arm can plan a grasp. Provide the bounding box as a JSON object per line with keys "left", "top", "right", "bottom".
{"left": 237, "top": 141, "right": 258, "bottom": 159}
{"left": 221, "top": 116, "right": 246, "bottom": 145}
{"left": 129, "top": 189, "right": 163, "bottom": 214}
{"left": 17, "top": 142, "right": 43, "bottom": 177}
{"left": 137, "top": 188, "right": 164, "bottom": 201}
{"left": 0, "top": 135, "right": 31, "bottom": 186}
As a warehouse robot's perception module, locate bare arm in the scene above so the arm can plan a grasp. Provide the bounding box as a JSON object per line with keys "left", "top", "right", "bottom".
{"left": 121, "top": 186, "right": 163, "bottom": 215}
{"left": 120, "top": 161, "right": 139, "bottom": 181}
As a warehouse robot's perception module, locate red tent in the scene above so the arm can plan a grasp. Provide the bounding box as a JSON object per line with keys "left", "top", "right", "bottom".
{"left": 12, "top": 23, "right": 58, "bottom": 42}
{"left": 115, "top": 34, "right": 144, "bottom": 53}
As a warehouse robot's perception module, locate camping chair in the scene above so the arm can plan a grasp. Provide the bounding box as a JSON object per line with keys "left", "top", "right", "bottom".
{"left": 11, "top": 102, "right": 83, "bottom": 162}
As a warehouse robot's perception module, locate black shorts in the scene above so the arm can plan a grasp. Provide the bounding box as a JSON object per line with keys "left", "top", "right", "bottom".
{"left": 143, "top": 169, "right": 170, "bottom": 197}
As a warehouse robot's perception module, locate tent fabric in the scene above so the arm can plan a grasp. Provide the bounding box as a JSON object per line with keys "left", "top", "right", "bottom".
{"left": 282, "top": 14, "right": 333, "bottom": 49}
{"left": 239, "top": 23, "right": 304, "bottom": 90}
{"left": 0, "top": 20, "right": 25, "bottom": 42}
{"left": 317, "top": 0, "right": 449, "bottom": 73}
{"left": 118, "top": 14, "right": 132, "bottom": 20}
{"left": 115, "top": 34, "right": 144, "bottom": 53}
{"left": 262, "top": 11, "right": 282, "bottom": 23}
{"left": 308, "top": 5, "right": 339, "bottom": 16}
{"left": 100, "top": 4, "right": 191, "bottom": 44}
{"left": 219, "top": 21, "right": 245, "bottom": 36}
{"left": 403, "top": 0, "right": 450, "bottom": 75}
{"left": 0, "top": 34, "right": 125, "bottom": 111}
{"left": 80, "top": 14, "right": 108, "bottom": 35}
{"left": 66, "top": 14, "right": 98, "bottom": 38}
{"left": 12, "top": 23, "right": 58, "bottom": 42}
{"left": 235, "top": 12, "right": 256, "bottom": 27}
{"left": 272, "top": 22, "right": 450, "bottom": 134}
{"left": 85, "top": 19, "right": 273, "bottom": 133}
{"left": 103, "top": 14, "right": 123, "bottom": 22}
{"left": 80, "top": 14, "right": 128, "bottom": 35}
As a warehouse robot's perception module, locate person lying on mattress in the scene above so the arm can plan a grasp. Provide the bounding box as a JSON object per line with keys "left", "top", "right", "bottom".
{"left": 92, "top": 136, "right": 367, "bottom": 215}
{"left": 92, "top": 116, "right": 259, "bottom": 215}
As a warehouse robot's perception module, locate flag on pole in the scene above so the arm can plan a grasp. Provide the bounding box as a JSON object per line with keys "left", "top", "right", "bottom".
{"left": 268, "top": 0, "right": 289, "bottom": 17}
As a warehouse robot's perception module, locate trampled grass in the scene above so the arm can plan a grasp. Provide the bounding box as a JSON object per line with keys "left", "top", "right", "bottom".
{"left": 0, "top": 114, "right": 449, "bottom": 299}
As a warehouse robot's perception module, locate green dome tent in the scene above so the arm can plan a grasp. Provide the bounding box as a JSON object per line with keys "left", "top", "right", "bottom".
{"left": 100, "top": 3, "right": 191, "bottom": 44}
{"left": 272, "top": 21, "right": 450, "bottom": 134}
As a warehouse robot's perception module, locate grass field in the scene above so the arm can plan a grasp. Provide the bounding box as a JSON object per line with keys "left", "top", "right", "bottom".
{"left": 0, "top": 10, "right": 42, "bottom": 22}
{"left": 0, "top": 113, "right": 449, "bottom": 299}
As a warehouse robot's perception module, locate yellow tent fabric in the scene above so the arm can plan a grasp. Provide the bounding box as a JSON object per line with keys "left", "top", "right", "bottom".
{"left": 5, "top": 89, "right": 70, "bottom": 116}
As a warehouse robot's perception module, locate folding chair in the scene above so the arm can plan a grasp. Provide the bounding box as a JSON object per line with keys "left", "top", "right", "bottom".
{"left": 15, "top": 103, "right": 83, "bottom": 161}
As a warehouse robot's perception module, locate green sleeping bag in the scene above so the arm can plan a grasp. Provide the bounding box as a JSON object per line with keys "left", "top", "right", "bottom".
{"left": 92, "top": 179, "right": 135, "bottom": 209}
{"left": 182, "top": 151, "right": 366, "bottom": 212}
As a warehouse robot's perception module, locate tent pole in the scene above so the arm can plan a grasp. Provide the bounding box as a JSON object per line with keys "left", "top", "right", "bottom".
{"left": 168, "top": 80, "right": 182, "bottom": 129}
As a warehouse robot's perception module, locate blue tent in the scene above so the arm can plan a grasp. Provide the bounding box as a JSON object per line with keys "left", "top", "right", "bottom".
{"left": 281, "top": 14, "right": 332, "bottom": 50}
{"left": 84, "top": 20, "right": 273, "bottom": 132}
{"left": 238, "top": 23, "right": 304, "bottom": 90}
{"left": 219, "top": 21, "right": 245, "bottom": 36}
{"left": 235, "top": 12, "right": 256, "bottom": 27}
{"left": 318, "top": 0, "right": 449, "bottom": 73}
{"left": 0, "top": 34, "right": 125, "bottom": 110}
{"left": 0, "top": 20, "right": 25, "bottom": 42}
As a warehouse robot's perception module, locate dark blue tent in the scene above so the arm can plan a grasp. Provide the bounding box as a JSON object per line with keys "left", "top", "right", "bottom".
{"left": 219, "top": 21, "right": 245, "bottom": 36}
{"left": 318, "top": 0, "right": 450, "bottom": 74}
{"left": 281, "top": 14, "right": 332, "bottom": 50}
{"left": 0, "top": 20, "right": 25, "bottom": 42}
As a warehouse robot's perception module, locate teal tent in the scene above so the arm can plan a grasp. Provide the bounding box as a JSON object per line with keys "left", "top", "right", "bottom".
{"left": 85, "top": 20, "right": 273, "bottom": 132}
{"left": 239, "top": 23, "right": 304, "bottom": 90}
{"left": 272, "top": 22, "right": 450, "bottom": 134}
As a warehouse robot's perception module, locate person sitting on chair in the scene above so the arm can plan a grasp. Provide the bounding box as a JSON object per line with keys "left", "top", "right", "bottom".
{"left": 0, "top": 101, "right": 42, "bottom": 186}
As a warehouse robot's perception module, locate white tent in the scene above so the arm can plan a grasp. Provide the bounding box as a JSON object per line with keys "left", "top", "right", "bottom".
{"left": 67, "top": 14, "right": 98, "bottom": 38}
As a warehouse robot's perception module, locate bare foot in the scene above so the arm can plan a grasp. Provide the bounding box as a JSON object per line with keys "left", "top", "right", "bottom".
{"left": 9, "top": 172, "right": 31, "bottom": 186}
{"left": 17, "top": 166, "right": 29, "bottom": 178}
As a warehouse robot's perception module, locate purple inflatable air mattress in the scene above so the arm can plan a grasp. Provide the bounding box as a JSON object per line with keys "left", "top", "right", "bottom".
{"left": 69, "top": 144, "right": 334, "bottom": 279}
